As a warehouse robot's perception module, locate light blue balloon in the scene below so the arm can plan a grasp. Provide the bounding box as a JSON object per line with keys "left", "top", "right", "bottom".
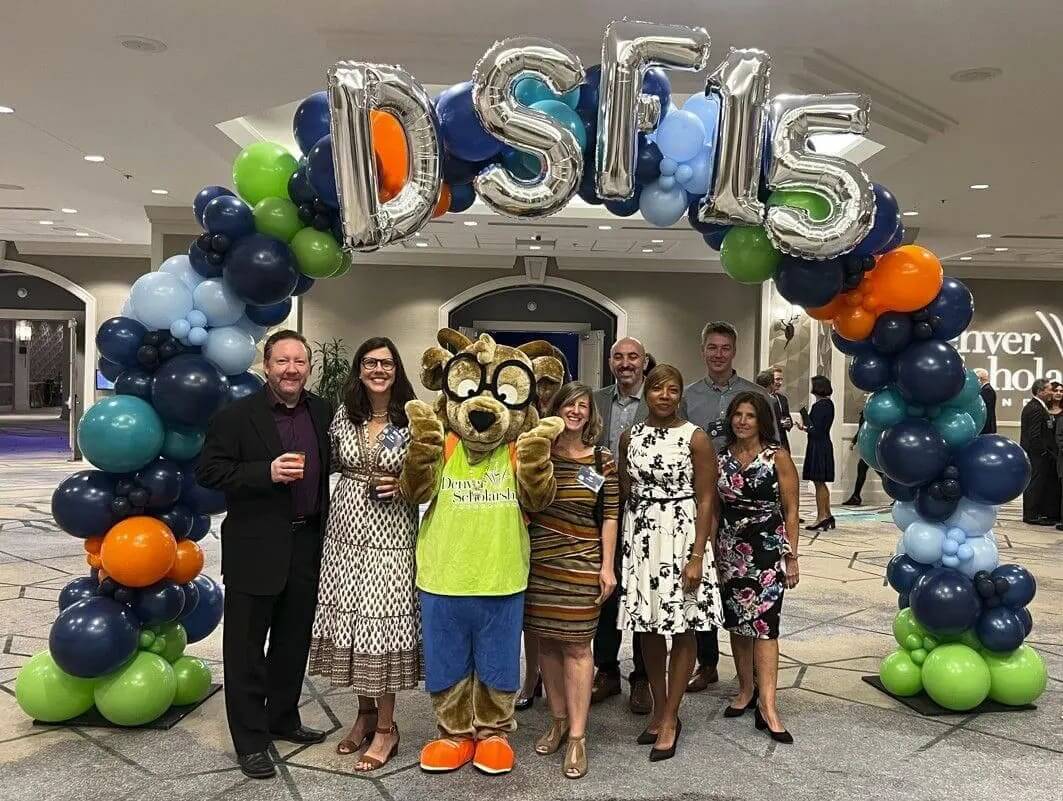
{"left": 639, "top": 179, "right": 688, "bottom": 227}
{"left": 658, "top": 175, "right": 677, "bottom": 190}
{"left": 942, "top": 539, "right": 959, "bottom": 556}
{"left": 235, "top": 315, "right": 268, "bottom": 342}
{"left": 903, "top": 520, "right": 946, "bottom": 565}
{"left": 865, "top": 387, "right": 907, "bottom": 429}
{"left": 77, "top": 396, "right": 164, "bottom": 473}
{"left": 674, "top": 164, "right": 694, "bottom": 183}
{"left": 529, "top": 99, "right": 586, "bottom": 150}
{"left": 946, "top": 527, "right": 967, "bottom": 543}
{"left": 945, "top": 497, "right": 997, "bottom": 536}
{"left": 513, "top": 76, "right": 580, "bottom": 110}
{"left": 170, "top": 319, "right": 191, "bottom": 339}
{"left": 677, "top": 148, "right": 714, "bottom": 195}
{"left": 203, "top": 326, "right": 256, "bottom": 376}
{"left": 120, "top": 298, "right": 138, "bottom": 321}
{"left": 892, "top": 500, "right": 920, "bottom": 532}
{"left": 187, "top": 310, "right": 207, "bottom": 329}
{"left": 933, "top": 408, "right": 978, "bottom": 450}
{"left": 188, "top": 327, "right": 208, "bottom": 346}
{"left": 957, "top": 536, "right": 999, "bottom": 578}
{"left": 159, "top": 255, "right": 204, "bottom": 291}
{"left": 957, "top": 543, "right": 974, "bottom": 561}
{"left": 681, "top": 93, "right": 720, "bottom": 145}
{"left": 941, "top": 554, "right": 960, "bottom": 568}
{"left": 857, "top": 422, "right": 884, "bottom": 471}
{"left": 130, "top": 272, "right": 193, "bottom": 330}
{"left": 655, "top": 109, "right": 706, "bottom": 162}
{"left": 193, "top": 279, "right": 246, "bottom": 327}
{"left": 659, "top": 157, "right": 678, "bottom": 176}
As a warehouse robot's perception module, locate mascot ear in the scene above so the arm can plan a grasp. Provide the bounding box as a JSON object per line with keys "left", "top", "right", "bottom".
{"left": 438, "top": 327, "right": 472, "bottom": 354}
{"left": 532, "top": 354, "right": 565, "bottom": 394}
{"left": 421, "top": 346, "right": 451, "bottom": 391}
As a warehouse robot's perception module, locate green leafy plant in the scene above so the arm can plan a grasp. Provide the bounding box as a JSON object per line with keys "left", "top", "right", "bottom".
{"left": 313, "top": 338, "right": 351, "bottom": 409}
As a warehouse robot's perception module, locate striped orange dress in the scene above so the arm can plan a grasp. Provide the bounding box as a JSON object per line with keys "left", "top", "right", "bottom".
{"left": 524, "top": 450, "right": 620, "bottom": 642}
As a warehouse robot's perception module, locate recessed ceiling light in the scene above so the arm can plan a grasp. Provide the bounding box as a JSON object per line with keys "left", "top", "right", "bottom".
{"left": 462, "top": 220, "right": 477, "bottom": 226}
{"left": 597, "top": 224, "right": 612, "bottom": 230}
{"left": 969, "top": 183, "right": 990, "bottom": 190}
{"left": 151, "top": 189, "right": 168, "bottom": 195}
{"left": 38, "top": 220, "right": 54, "bottom": 225}
{"left": 994, "top": 247, "right": 1009, "bottom": 252}
{"left": 959, "top": 256, "right": 973, "bottom": 261}
{"left": 902, "top": 211, "right": 919, "bottom": 217}
{"left": 651, "top": 238, "right": 664, "bottom": 243}
{"left": 74, "top": 231, "right": 90, "bottom": 237}
{"left": 61, "top": 207, "right": 77, "bottom": 214}
{"left": 975, "top": 233, "right": 992, "bottom": 239}
{"left": 950, "top": 67, "right": 1002, "bottom": 83}
{"left": 641, "top": 248, "right": 654, "bottom": 253}
{"left": 413, "top": 232, "right": 422, "bottom": 237}
{"left": 0, "top": 183, "right": 24, "bottom": 190}
{"left": 84, "top": 155, "right": 105, "bottom": 163}
{"left": 528, "top": 245, "right": 542, "bottom": 250}
{"left": 414, "top": 241, "right": 428, "bottom": 248}
{"left": 118, "top": 36, "right": 168, "bottom": 54}
{"left": 0, "top": 105, "right": 14, "bottom": 114}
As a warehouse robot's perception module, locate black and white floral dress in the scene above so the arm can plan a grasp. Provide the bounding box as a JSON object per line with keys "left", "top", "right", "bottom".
{"left": 619, "top": 422, "right": 723, "bottom": 634}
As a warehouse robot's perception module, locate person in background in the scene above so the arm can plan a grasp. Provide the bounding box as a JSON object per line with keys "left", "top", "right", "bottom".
{"left": 308, "top": 337, "right": 419, "bottom": 772}
{"left": 715, "top": 392, "right": 800, "bottom": 744}
{"left": 755, "top": 368, "right": 793, "bottom": 452}
{"left": 644, "top": 352, "right": 658, "bottom": 375}
{"left": 589, "top": 337, "right": 651, "bottom": 715}
{"left": 802, "top": 375, "right": 836, "bottom": 531}
{"left": 975, "top": 369, "right": 997, "bottom": 435}
{"left": 524, "top": 382, "right": 619, "bottom": 779}
{"left": 843, "top": 404, "right": 873, "bottom": 507}
{"left": 681, "top": 321, "right": 775, "bottom": 693}
{"left": 618, "top": 365, "right": 722, "bottom": 762}
{"left": 1043, "top": 381, "right": 1063, "bottom": 523}
{"left": 1020, "top": 379, "right": 1055, "bottom": 526}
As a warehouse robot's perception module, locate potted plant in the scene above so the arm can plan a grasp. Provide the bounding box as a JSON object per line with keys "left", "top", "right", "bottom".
{"left": 313, "top": 338, "right": 351, "bottom": 409}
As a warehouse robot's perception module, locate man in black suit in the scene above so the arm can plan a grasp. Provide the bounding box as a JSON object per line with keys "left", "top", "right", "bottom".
{"left": 1020, "top": 378, "right": 1054, "bottom": 525}
{"left": 197, "top": 330, "right": 332, "bottom": 779}
{"left": 975, "top": 368, "right": 997, "bottom": 434}
{"left": 756, "top": 368, "right": 793, "bottom": 451}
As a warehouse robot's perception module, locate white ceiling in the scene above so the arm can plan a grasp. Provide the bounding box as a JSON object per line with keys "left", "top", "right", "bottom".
{"left": 2, "top": 1, "right": 1063, "bottom": 273}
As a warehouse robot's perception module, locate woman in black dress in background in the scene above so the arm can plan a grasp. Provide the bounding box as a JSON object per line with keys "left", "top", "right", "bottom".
{"left": 802, "top": 375, "right": 835, "bottom": 531}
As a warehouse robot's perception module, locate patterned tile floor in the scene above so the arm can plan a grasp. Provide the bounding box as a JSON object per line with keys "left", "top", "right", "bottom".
{"left": 0, "top": 456, "right": 1060, "bottom": 801}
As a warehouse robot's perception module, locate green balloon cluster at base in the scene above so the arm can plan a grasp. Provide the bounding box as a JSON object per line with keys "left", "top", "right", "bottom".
{"left": 154, "top": 621, "right": 188, "bottom": 663}
{"left": 766, "top": 188, "right": 831, "bottom": 222}
{"left": 233, "top": 142, "right": 298, "bottom": 207}
{"left": 983, "top": 645, "right": 1047, "bottom": 706}
{"left": 172, "top": 656, "right": 213, "bottom": 706}
{"left": 879, "top": 650, "right": 923, "bottom": 697}
{"left": 292, "top": 228, "right": 344, "bottom": 278}
{"left": 921, "top": 644, "right": 990, "bottom": 711}
{"left": 254, "top": 197, "right": 304, "bottom": 242}
{"left": 94, "top": 652, "right": 176, "bottom": 726}
{"left": 720, "top": 226, "right": 781, "bottom": 284}
{"left": 15, "top": 651, "right": 96, "bottom": 722}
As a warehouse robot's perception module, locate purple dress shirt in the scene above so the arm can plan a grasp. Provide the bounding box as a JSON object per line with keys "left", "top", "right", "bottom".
{"left": 270, "top": 389, "right": 321, "bottom": 518}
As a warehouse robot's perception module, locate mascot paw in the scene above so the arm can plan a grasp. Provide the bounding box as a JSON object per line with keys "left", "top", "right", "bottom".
{"left": 405, "top": 399, "right": 445, "bottom": 445}
{"left": 515, "top": 416, "right": 563, "bottom": 464}
{"left": 520, "top": 415, "right": 564, "bottom": 443}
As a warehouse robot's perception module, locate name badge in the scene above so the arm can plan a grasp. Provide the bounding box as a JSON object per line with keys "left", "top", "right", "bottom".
{"left": 707, "top": 419, "right": 727, "bottom": 439}
{"left": 381, "top": 426, "right": 408, "bottom": 450}
{"left": 576, "top": 465, "right": 606, "bottom": 494}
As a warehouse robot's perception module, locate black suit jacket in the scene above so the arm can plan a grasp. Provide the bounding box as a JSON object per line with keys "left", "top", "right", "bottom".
{"left": 197, "top": 387, "right": 333, "bottom": 595}
{"left": 1019, "top": 399, "right": 1051, "bottom": 460}
{"left": 979, "top": 384, "right": 997, "bottom": 434}
{"left": 773, "top": 392, "right": 792, "bottom": 451}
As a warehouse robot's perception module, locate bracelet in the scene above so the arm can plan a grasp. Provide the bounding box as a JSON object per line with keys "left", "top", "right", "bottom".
{"left": 690, "top": 551, "right": 705, "bottom": 559}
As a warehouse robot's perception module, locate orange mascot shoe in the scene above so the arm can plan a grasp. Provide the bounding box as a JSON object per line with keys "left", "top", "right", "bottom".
{"left": 473, "top": 735, "right": 515, "bottom": 775}
{"left": 419, "top": 738, "right": 476, "bottom": 773}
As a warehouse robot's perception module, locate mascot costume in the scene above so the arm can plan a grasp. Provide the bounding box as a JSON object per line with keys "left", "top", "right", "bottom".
{"left": 401, "top": 328, "right": 564, "bottom": 775}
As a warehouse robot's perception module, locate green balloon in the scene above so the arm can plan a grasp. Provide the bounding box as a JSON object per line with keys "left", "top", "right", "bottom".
{"left": 767, "top": 188, "right": 831, "bottom": 222}
{"left": 94, "top": 652, "right": 176, "bottom": 726}
{"left": 15, "top": 651, "right": 97, "bottom": 722}
{"left": 330, "top": 250, "right": 352, "bottom": 279}
{"left": 77, "top": 395, "right": 164, "bottom": 473}
{"left": 233, "top": 141, "right": 298, "bottom": 206}
{"left": 156, "top": 622, "right": 188, "bottom": 663}
{"left": 253, "top": 197, "right": 303, "bottom": 243}
{"left": 892, "top": 608, "right": 927, "bottom": 649}
{"left": 857, "top": 422, "right": 884, "bottom": 472}
{"left": 909, "top": 648, "right": 928, "bottom": 666}
{"left": 865, "top": 388, "right": 907, "bottom": 429}
{"left": 903, "top": 634, "right": 922, "bottom": 652}
{"left": 957, "top": 629, "right": 983, "bottom": 650}
{"left": 291, "top": 228, "right": 343, "bottom": 278}
{"left": 932, "top": 408, "right": 978, "bottom": 449}
{"left": 879, "top": 650, "right": 923, "bottom": 697}
{"left": 720, "top": 226, "right": 781, "bottom": 284}
{"left": 161, "top": 428, "right": 205, "bottom": 462}
{"left": 139, "top": 631, "right": 156, "bottom": 649}
{"left": 983, "top": 645, "right": 1047, "bottom": 706}
{"left": 172, "top": 656, "right": 213, "bottom": 706}
{"left": 922, "top": 635, "right": 939, "bottom": 651}
{"left": 921, "top": 644, "right": 990, "bottom": 711}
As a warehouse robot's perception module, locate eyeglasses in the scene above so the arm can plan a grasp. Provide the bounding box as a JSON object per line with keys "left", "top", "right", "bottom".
{"left": 362, "top": 357, "right": 396, "bottom": 372}
{"left": 442, "top": 354, "right": 536, "bottom": 409}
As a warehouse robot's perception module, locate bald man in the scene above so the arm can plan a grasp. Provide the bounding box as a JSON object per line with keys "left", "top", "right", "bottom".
{"left": 975, "top": 369, "right": 997, "bottom": 435}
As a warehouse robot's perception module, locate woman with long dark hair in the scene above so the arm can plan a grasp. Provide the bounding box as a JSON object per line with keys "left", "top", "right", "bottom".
{"left": 308, "top": 337, "right": 419, "bottom": 771}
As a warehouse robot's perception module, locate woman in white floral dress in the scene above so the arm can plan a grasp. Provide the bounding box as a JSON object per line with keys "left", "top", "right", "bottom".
{"left": 618, "top": 364, "right": 723, "bottom": 762}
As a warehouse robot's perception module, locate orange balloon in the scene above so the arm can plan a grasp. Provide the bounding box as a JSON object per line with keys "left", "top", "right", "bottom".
{"left": 371, "top": 110, "right": 408, "bottom": 201}
{"left": 834, "top": 306, "right": 877, "bottom": 341}
{"left": 807, "top": 296, "right": 843, "bottom": 321}
{"left": 432, "top": 183, "right": 452, "bottom": 218}
{"left": 100, "top": 516, "right": 177, "bottom": 588}
{"left": 167, "top": 539, "right": 205, "bottom": 584}
{"left": 866, "top": 245, "right": 943, "bottom": 312}
{"left": 84, "top": 536, "right": 103, "bottom": 555}
{"left": 87, "top": 553, "right": 102, "bottom": 569}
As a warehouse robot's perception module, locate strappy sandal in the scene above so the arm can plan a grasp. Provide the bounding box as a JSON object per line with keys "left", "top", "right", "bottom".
{"left": 534, "top": 717, "right": 569, "bottom": 755}
{"left": 354, "top": 724, "right": 400, "bottom": 772}
{"left": 336, "top": 708, "right": 378, "bottom": 755}
{"left": 563, "top": 735, "right": 587, "bottom": 779}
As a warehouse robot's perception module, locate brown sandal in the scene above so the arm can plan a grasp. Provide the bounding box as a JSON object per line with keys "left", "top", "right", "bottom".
{"left": 563, "top": 735, "right": 588, "bottom": 779}
{"left": 354, "top": 724, "right": 399, "bottom": 772}
{"left": 336, "top": 709, "right": 378, "bottom": 755}
{"left": 534, "top": 717, "right": 569, "bottom": 755}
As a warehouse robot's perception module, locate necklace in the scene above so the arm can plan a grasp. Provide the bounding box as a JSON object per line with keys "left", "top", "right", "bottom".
{"left": 370, "top": 410, "right": 388, "bottom": 420}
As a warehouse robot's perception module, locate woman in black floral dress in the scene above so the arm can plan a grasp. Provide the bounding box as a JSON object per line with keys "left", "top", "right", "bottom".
{"left": 715, "top": 392, "right": 800, "bottom": 743}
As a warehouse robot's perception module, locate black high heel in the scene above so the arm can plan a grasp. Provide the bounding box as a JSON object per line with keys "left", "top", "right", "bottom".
{"left": 804, "top": 515, "right": 836, "bottom": 531}
{"left": 754, "top": 707, "right": 794, "bottom": 744}
{"left": 515, "top": 675, "right": 543, "bottom": 711}
{"left": 723, "top": 688, "right": 759, "bottom": 718}
{"left": 649, "top": 719, "right": 682, "bottom": 762}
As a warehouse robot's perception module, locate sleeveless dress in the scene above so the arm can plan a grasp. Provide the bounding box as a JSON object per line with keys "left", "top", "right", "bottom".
{"left": 717, "top": 445, "right": 791, "bottom": 639}
{"left": 619, "top": 422, "right": 723, "bottom": 634}
{"left": 308, "top": 409, "right": 423, "bottom": 696}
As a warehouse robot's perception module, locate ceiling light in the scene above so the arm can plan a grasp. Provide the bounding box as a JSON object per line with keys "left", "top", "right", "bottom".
{"left": 118, "top": 36, "right": 168, "bottom": 54}
{"left": 414, "top": 241, "right": 428, "bottom": 248}
{"left": 902, "top": 211, "right": 919, "bottom": 217}
{"left": 0, "top": 105, "right": 14, "bottom": 114}
{"left": 975, "top": 233, "right": 992, "bottom": 239}
{"left": 651, "top": 238, "right": 664, "bottom": 243}
{"left": 463, "top": 220, "right": 477, "bottom": 226}
{"left": 61, "top": 207, "right": 77, "bottom": 214}
{"left": 641, "top": 248, "right": 654, "bottom": 253}
{"left": 950, "top": 67, "right": 1002, "bottom": 83}
{"left": 969, "top": 183, "right": 990, "bottom": 190}
{"left": 528, "top": 245, "right": 542, "bottom": 250}
{"left": 38, "top": 220, "right": 54, "bottom": 225}
{"left": 959, "top": 256, "right": 973, "bottom": 261}
{"left": 84, "top": 155, "right": 105, "bottom": 163}
{"left": 74, "top": 231, "right": 90, "bottom": 237}
{"left": 597, "top": 224, "right": 612, "bottom": 230}
{"left": 994, "top": 247, "right": 1009, "bottom": 252}
{"left": 0, "top": 183, "right": 24, "bottom": 191}
{"left": 150, "top": 188, "right": 168, "bottom": 195}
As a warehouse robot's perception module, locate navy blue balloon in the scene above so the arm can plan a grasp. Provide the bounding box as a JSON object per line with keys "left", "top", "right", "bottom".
{"left": 924, "top": 277, "right": 974, "bottom": 341}
{"left": 898, "top": 593, "right": 910, "bottom": 610}
{"left": 577, "top": 105, "right": 597, "bottom": 154}
{"left": 130, "top": 579, "right": 186, "bottom": 625}
{"left": 287, "top": 164, "right": 316, "bottom": 207}
{"left": 181, "top": 469, "right": 226, "bottom": 516}
{"left": 187, "top": 513, "right": 212, "bottom": 542}
{"left": 703, "top": 229, "right": 729, "bottom": 251}
{"left": 870, "top": 312, "right": 913, "bottom": 355}
{"left": 306, "top": 133, "right": 339, "bottom": 208}
{"left": 223, "top": 234, "right": 299, "bottom": 306}
{"left": 990, "top": 564, "right": 1036, "bottom": 608}
{"left": 604, "top": 186, "right": 641, "bottom": 217}
{"left": 976, "top": 606, "right": 1026, "bottom": 652}
{"left": 955, "top": 434, "right": 1031, "bottom": 505}
{"left": 578, "top": 65, "right": 601, "bottom": 113}
{"left": 114, "top": 368, "right": 153, "bottom": 401}
{"left": 151, "top": 354, "right": 230, "bottom": 430}
{"left": 180, "top": 580, "right": 200, "bottom": 617}
{"left": 893, "top": 340, "right": 966, "bottom": 406}
{"left": 51, "top": 470, "right": 118, "bottom": 539}
{"left": 98, "top": 357, "right": 124, "bottom": 382}
{"left": 180, "top": 574, "right": 224, "bottom": 643}
{"left": 449, "top": 182, "right": 476, "bottom": 213}
{"left": 882, "top": 221, "right": 905, "bottom": 253}
{"left": 1017, "top": 607, "right": 1033, "bottom": 636}
{"left": 915, "top": 486, "right": 959, "bottom": 522}
{"left": 135, "top": 458, "right": 184, "bottom": 509}
{"left": 157, "top": 504, "right": 194, "bottom": 540}
{"left": 436, "top": 81, "right": 504, "bottom": 163}
{"left": 226, "top": 370, "right": 265, "bottom": 403}
{"left": 96, "top": 316, "right": 148, "bottom": 368}
{"left": 442, "top": 150, "right": 490, "bottom": 186}
{"left": 877, "top": 419, "right": 950, "bottom": 487}
{"left": 849, "top": 353, "right": 893, "bottom": 392}
{"left": 773, "top": 257, "right": 843, "bottom": 308}
{"left": 188, "top": 241, "right": 222, "bottom": 278}
{"left": 831, "top": 329, "right": 876, "bottom": 357}
{"left": 202, "top": 195, "right": 255, "bottom": 239}
{"left": 642, "top": 68, "right": 671, "bottom": 111}
{"left": 59, "top": 576, "right": 99, "bottom": 612}
{"left": 636, "top": 137, "right": 662, "bottom": 185}
{"left": 882, "top": 476, "right": 918, "bottom": 502}
{"left": 886, "top": 554, "right": 928, "bottom": 595}
{"left": 853, "top": 183, "right": 901, "bottom": 256}
{"left": 687, "top": 198, "right": 726, "bottom": 236}
{"left": 194, "top": 186, "right": 236, "bottom": 227}
{"left": 577, "top": 153, "right": 602, "bottom": 205}
{"left": 245, "top": 298, "right": 292, "bottom": 327}
{"left": 49, "top": 596, "right": 140, "bottom": 678}
{"left": 291, "top": 272, "right": 315, "bottom": 297}
{"left": 293, "top": 91, "right": 331, "bottom": 155}
{"left": 909, "top": 568, "right": 982, "bottom": 637}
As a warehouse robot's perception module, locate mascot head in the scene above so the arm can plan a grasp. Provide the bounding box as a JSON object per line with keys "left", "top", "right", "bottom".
{"left": 419, "top": 328, "right": 563, "bottom": 456}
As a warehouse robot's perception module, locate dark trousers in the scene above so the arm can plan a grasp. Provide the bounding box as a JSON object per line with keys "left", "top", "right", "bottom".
{"left": 223, "top": 525, "right": 320, "bottom": 755}
{"left": 852, "top": 459, "right": 870, "bottom": 497}
{"left": 695, "top": 629, "right": 720, "bottom": 670}
{"left": 1023, "top": 455, "right": 1056, "bottom": 522}
{"left": 593, "top": 548, "right": 646, "bottom": 680}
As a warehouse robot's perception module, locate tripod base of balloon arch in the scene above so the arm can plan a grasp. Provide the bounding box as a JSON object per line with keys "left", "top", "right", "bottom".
{"left": 31, "top": 683, "right": 222, "bottom": 731}
{"left": 861, "top": 676, "right": 1035, "bottom": 717}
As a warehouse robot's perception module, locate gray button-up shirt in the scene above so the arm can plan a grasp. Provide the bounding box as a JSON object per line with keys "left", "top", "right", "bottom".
{"left": 608, "top": 384, "right": 644, "bottom": 457}
{"left": 681, "top": 372, "right": 776, "bottom": 452}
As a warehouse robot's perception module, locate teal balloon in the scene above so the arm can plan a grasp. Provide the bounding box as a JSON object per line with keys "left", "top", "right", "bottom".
{"left": 78, "top": 396, "right": 164, "bottom": 473}
{"left": 965, "top": 394, "right": 987, "bottom": 433}
{"left": 530, "top": 99, "right": 586, "bottom": 150}
{"left": 161, "top": 428, "right": 205, "bottom": 461}
{"left": 947, "top": 369, "right": 981, "bottom": 409}
{"left": 865, "top": 388, "right": 907, "bottom": 428}
{"left": 513, "top": 76, "right": 580, "bottom": 110}
{"left": 94, "top": 651, "right": 176, "bottom": 726}
{"left": 933, "top": 408, "right": 978, "bottom": 449}
{"left": 15, "top": 651, "right": 97, "bottom": 722}
{"left": 857, "top": 422, "right": 884, "bottom": 470}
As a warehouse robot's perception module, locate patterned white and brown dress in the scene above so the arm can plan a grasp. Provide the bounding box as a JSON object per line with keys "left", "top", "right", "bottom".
{"left": 308, "top": 408, "right": 423, "bottom": 696}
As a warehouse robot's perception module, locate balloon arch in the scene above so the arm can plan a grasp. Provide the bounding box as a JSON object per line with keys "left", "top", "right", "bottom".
{"left": 16, "top": 19, "right": 1045, "bottom": 725}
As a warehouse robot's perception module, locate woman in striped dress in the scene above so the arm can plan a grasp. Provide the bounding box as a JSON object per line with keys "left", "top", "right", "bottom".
{"left": 524, "top": 382, "right": 619, "bottom": 780}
